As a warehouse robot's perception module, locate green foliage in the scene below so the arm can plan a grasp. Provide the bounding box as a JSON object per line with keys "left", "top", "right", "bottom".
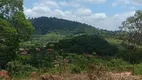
{"left": 56, "top": 35, "right": 118, "bottom": 56}
{"left": 0, "top": 19, "right": 18, "bottom": 69}
{"left": 39, "top": 33, "right": 65, "bottom": 46}
{"left": 10, "top": 12, "right": 34, "bottom": 41}
{"left": 106, "top": 58, "right": 131, "bottom": 71}
{"left": 20, "top": 33, "right": 65, "bottom": 48}
{"left": 0, "top": 0, "right": 23, "bottom": 19}
{"left": 71, "top": 67, "right": 81, "bottom": 74}
{"left": 10, "top": 51, "right": 136, "bottom": 77}
{"left": 92, "top": 52, "right": 96, "bottom": 55}
{"left": 30, "top": 17, "right": 99, "bottom": 35}
{"left": 120, "top": 10, "right": 142, "bottom": 45}
{"left": 0, "top": 0, "right": 34, "bottom": 69}
{"left": 134, "top": 64, "right": 142, "bottom": 75}
{"left": 16, "top": 55, "right": 32, "bottom": 64}
{"left": 116, "top": 49, "right": 142, "bottom": 64}
{"left": 41, "top": 33, "right": 65, "bottom": 41}
{"left": 72, "top": 54, "right": 89, "bottom": 70}
{"left": 105, "top": 38, "right": 123, "bottom": 46}
{"left": 66, "top": 54, "right": 131, "bottom": 72}
{"left": 21, "top": 47, "right": 55, "bottom": 68}
{"left": 7, "top": 61, "right": 37, "bottom": 77}
{"left": 106, "top": 38, "right": 142, "bottom": 64}
{"left": 99, "top": 29, "right": 121, "bottom": 38}
{"left": 19, "top": 41, "right": 36, "bottom": 48}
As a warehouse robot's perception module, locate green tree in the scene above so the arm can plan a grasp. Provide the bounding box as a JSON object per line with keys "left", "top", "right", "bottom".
{"left": 56, "top": 35, "right": 118, "bottom": 56}
{"left": 0, "top": 0, "right": 33, "bottom": 69}
{"left": 119, "top": 10, "right": 142, "bottom": 45}
{"left": 0, "top": 19, "right": 18, "bottom": 68}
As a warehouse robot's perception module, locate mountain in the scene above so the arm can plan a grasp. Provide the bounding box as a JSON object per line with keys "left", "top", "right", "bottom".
{"left": 30, "top": 17, "right": 99, "bottom": 35}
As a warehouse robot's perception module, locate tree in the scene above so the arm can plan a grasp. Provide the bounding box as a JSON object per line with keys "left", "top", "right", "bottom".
{"left": 56, "top": 35, "right": 118, "bottom": 56}
{"left": 0, "top": 0, "right": 33, "bottom": 68}
{"left": 0, "top": 19, "right": 18, "bottom": 68}
{"left": 119, "top": 10, "right": 142, "bottom": 45}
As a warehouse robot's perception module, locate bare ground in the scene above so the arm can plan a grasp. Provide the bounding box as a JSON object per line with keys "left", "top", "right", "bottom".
{"left": 1, "top": 71, "right": 142, "bottom": 80}
{"left": 26, "top": 72, "right": 142, "bottom": 80}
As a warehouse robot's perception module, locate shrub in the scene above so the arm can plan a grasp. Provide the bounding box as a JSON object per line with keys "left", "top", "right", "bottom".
{"left": 134, "top": 64, "right": 142, "bottom": 75}
{"left": 116, "top": 49, "right": 142, "bottom": 64}
{"left": 73, "top": 55, "right": 89, "bottom": 70}
{"left": 71, "top": 67, "right": 81, "bottom": 74}
{"left": 7, "top": 61, "right": 37, "bottom": 77}
{"left": 106, "top": 58, "right": 131, "bottom": 71}
{"left": 17, "top": 55, "right": 32, "bottom": 64}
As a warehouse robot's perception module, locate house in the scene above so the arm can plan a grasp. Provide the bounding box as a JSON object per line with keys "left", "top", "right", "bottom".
{"left": 19, "top": 48, "right": 28, "bottom": 55}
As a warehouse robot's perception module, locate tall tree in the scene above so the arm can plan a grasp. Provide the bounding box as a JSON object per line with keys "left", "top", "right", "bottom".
{"left": 0, "top": 0, "right": 33, "bottom": 68}
{"left": 119, "top": 10, "right": 142, "bottom": 45}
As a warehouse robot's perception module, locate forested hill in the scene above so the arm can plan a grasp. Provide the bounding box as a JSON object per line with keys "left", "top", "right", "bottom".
{"left": 30, "top": 17, "right": 99, "bottom": 35}
{"left": 30, "top": 17, "right": 120, "bottom": 38}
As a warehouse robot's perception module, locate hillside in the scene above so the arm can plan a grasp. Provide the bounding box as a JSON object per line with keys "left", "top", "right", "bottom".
{"left": 30, "top": 17, "right": 120, "bottom": 38}
{"left": 30, "top": 17, "right": 99, "bottom": 35}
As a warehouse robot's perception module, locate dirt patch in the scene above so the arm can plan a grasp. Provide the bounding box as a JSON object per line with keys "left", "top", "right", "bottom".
{"left": 0, "top": 70, "right": 10, "bottom": 80}
{"left": 10, "top": 71, "right": 142, "bottom": 80}
{"left": 40, "top": 74, "right": 65, "bottom": 80}
{"left": 61, "top": 72, "right": 142, "bottom": 80}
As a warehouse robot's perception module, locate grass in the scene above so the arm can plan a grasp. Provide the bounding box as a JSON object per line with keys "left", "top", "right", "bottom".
{"left": 105, "top": 38, "right": 123, "bottom": 46}
{"left": 2, "top": 56, "right": 142, "bottom": 80}
{"left": 134, "top": 64, "right": 142, "bottom": 75}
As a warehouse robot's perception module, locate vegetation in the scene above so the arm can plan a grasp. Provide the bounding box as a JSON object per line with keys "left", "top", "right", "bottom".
{"left": 1, "top": 1, "right": 142, "bottom": 79}
{"left": 7, "top": 60, "right": 37, "bottom": 78}
{"left": 0, "top": 0, "right": 34, "bottom": 69}
{"left": 119, "top": 10, "right": 142, "bottom": 45}
{"left": 30, "top": 17, "right": 99, "bottom": 35}
{"left": 56, "top": 35, "right": 118, "bottom": 56}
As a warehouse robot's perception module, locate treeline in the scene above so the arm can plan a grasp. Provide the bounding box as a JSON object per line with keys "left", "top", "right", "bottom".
{"left": 30, "top": 17, "right": 98, "bottom": 35}
{"left": 29, "top": 17, "right": 120, "bottom": 38}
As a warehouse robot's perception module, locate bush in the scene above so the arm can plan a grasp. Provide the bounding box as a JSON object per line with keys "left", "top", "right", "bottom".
{"left": 17, "top": 55, "right": 32, "bottom": 64}
{"left": 116, "top": 49, "right": 142, "bottom": 64}
{"left": 72, "top": 55, "right": 89, "bottom": 70}
{"left": 7, "top": 61, "right": 37, "bottom": 77}
{"left": 134, "top": 64, "right": 142, "bottom": 75}
{"left": 56, "top": 35, "right": 118, "bottom": 56}
{"left": 106, "top": 58, "right": 131, "bottom": 71}
{"left": 71, "top": 67, "right": 81, "bottom": 74}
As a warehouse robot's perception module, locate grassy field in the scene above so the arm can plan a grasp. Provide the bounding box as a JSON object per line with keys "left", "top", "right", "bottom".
{"left": 105, "top": 38, "right": 123, "bottom": 45}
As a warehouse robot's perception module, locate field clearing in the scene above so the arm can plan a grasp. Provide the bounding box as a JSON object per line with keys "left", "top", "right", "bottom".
{"left": 105, "top": 38, "right": 123, "bottom": 45}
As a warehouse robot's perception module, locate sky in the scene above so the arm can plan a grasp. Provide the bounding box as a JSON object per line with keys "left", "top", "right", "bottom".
{"left": 23, "top": 0, "right": 142, "bottom": 30}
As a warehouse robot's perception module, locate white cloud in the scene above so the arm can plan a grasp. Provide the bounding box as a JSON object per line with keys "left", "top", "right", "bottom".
{"left": 131, "top": 0, "right": 142, "bottom": 5}
{"left": 112, "top": 0, "right": 142, "bottom": 7}
{"left": 78, "top": 0, "right": 107, "bottom": 4}
{"left": 34, "top": 0, "right": 60, "bottom": 9}
{"left": 59, "top": 1, "right": 81, "bottom": 8}
{"left": 130, "top": 6, "right": 136, "bottom": 10}
{"left": 102, "top": 11, "right": 135, "bottom": 30}
{"left": 112, "top": 0, "right": 130, "bottom": 7}
{"left": 75, "top": 8, "right": 92, "bottom": 16}
{"left": 24, "top": 0, "right": 136, "bottom": 30}
{"left": 59, "top": 1, "right": 68, "bottom": 6}
{"left": 58, "top": 0, "right": 106, "bottom": 7}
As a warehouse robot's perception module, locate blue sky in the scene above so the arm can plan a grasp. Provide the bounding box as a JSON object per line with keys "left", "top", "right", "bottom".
{"left": 23, "top": 0, "right": 142, "bottom": 30}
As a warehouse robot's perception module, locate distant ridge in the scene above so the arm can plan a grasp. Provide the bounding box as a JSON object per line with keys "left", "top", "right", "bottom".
{"left": 30, "top": 17, "right": 98, "bottom": 35}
